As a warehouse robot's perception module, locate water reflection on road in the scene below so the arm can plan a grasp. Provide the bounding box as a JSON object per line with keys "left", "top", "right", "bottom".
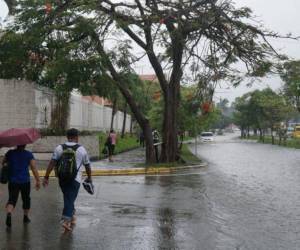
{"left": 1, "top": 133, "right": 300, "bottom": 249}
{"left": 189, "top": 133, "right": 300, "bottom": 249}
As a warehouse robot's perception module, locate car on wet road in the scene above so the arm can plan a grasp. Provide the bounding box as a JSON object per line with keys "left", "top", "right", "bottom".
{"left": 200, "top": 131, "right": 214, "bottom": 142}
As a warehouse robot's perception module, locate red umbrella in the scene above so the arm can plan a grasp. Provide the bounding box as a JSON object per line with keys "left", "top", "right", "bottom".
{"left": 0, "top": 128, "right": 41, "bottom": 148}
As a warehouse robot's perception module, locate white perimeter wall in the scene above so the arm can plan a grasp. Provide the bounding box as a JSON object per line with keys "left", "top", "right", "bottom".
{"left": 0, "top": 79, "right": 37, "bottom": 130}
{"left": 0, "top": 79, "right": 132, "bottom": 132}
{"left": 69, "top": 94, "right": 131, "bottom": 132}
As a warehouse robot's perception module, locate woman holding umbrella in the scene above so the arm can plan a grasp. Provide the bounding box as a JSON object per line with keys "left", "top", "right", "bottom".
{"left": 2, "top": 144, "right": 40, "bottom": 228}
{"left": 0, "top": 128, "right": 41, "bottom": 228}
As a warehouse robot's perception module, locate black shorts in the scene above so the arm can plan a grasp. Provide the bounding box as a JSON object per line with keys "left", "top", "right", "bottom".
{"left": 108, "top": 144, "right": 115, "bottom": 156}
{"left": 7, "top": 182, "right": 31, "bottom": 210}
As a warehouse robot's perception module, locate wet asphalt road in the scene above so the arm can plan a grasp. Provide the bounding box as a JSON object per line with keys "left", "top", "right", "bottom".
{"left": 0, "top": 133, "right": 300, "bottom": 249}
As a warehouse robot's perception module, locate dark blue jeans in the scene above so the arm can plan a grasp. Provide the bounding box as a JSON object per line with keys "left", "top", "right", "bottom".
{"left": 59, "top": 180, "right": 80, "bottom": 221}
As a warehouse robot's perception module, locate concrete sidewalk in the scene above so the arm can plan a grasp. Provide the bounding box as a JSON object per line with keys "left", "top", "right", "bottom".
{"left": 34, "top": 147, "right": 146, "bottom": 171}
{"left": 34, "top": 145, "right": 205, "bottom": 176}
{"left": 91, "top": 147, "right": 145, "bottom": 170}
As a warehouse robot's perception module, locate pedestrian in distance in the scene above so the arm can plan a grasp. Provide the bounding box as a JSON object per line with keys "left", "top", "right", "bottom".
{"left": 107, "top": 129, "right": 117, "bottom": 162}
{"left": 2, "top": 145, "right": 40, "bottom": 228}
{"left": 139, "top": 131, "right": 145, "bottom": 148}
{"left": 152, "top": 128, "right": 160, "bottom": 144}
{"left": 152, "top": 129, "right": 160, "bottom": 163}
{"left": 43, "top": 128, "right": 92, "bottom": 232}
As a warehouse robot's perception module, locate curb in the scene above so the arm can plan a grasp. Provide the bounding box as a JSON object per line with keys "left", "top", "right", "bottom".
{"left": 34, "top": 164, "right": 207, "bottom": 177}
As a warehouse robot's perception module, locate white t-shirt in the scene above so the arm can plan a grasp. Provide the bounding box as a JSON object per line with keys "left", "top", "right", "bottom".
{"left": 52, "top": 142, "right": 90, "bottom": 183}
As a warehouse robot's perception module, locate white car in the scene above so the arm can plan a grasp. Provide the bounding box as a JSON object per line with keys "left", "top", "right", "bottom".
{"left": 200, "top": 132, "right": 214, "bottom": 142}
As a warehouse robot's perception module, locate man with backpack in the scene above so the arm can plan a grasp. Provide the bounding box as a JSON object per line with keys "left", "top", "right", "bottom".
{"left": 152, "top": 129, "right": 160, "bottom": 163}
{"left": 43, "top": 128, "right": 92, "bottom": 231}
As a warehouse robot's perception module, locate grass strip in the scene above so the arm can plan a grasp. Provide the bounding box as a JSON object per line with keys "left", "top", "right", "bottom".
{"left": 243, "top": 135, "right": 300, "bottom": 149}
{"left": 135, "top": 143, "right": 201, "bottom": 168}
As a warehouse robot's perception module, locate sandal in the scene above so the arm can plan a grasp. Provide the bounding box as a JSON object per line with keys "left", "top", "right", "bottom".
{"left": 71, "top": 216, "right": 76, "bottom": 225}
{"left": 61, "top": 221, "right": 72, "bottom": 232}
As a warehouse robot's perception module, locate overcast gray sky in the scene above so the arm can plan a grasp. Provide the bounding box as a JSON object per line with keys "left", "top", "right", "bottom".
{"left": 1, "top": 0, "right": 300, "bottom": 102}
{"left": 216, "top": 0, "right": 300, "bottom": 103}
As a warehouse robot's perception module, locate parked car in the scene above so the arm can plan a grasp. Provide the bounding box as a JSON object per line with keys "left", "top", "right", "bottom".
{"left": 201, "top": 132, "right": 214, "bottom": 142}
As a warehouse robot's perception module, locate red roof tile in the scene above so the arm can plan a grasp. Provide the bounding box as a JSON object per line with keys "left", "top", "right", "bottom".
{"left": 139, "top": 74, "right": 158, "bottom": 82}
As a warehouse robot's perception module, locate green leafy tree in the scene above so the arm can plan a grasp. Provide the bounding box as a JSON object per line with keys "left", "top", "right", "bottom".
{"left": 256, "top": 89, "right": 292, "bottom": 144}
{"left": 234, "top": 88, "right": 293, "bottom": 143}
{"left": 214, "top": 98, "right": 233, "bottom": 129}
{"left": 279, "top": 60, "right": 300, "bottom": 112}
{"left": 2, "top": 0, "right": 289, "bottom": 163}
{"left": 233, "top": 94, "right": 252, "bottom": 138}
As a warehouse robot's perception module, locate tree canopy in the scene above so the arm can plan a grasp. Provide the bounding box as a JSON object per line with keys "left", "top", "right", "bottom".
{"left": 279, "top": 60, "right": 300, "bottom": 112}
{"left": 233, "top": 88, "right": 294, "bottom": 142}
{"left": 0, "top": 0, "right": 290, "bottom": 162}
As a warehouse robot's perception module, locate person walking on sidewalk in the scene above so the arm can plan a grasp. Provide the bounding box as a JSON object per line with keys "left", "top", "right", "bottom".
{"left": 2, "top": 145, "right": 40, "bottom": 228}
{"left": 43, "top": 128, "right": 92, "bottom": 232}
{"left": 107, "top": 129, "right": 117, "bottom": 162}
{"left": 139, "top": 131, "right": 145, "bottom": 148}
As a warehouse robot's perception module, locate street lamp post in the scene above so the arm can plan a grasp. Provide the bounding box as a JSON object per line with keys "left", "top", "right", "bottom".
{"left": 194, "top": 110, "right": 202, "bottom": 156}
{"left": 194, "top": 123, "right": 198, "bottom": 156}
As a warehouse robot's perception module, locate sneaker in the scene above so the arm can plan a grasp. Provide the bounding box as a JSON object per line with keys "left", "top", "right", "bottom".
{"left": 6, "top": 213, "right": 11, "bottom": 227}
{"left": 82, "top": 179, "right": 94, "bottom": 195}
{"left": 23, "top": 215, "right": 31, "bottom": 224}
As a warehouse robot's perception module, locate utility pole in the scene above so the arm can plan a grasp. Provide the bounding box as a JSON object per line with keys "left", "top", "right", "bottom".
{"left": 194, "top": 122, "right": 198, "bottom": 156}
{"left": 194, "top": 110, "right": 202, "bottom": 156}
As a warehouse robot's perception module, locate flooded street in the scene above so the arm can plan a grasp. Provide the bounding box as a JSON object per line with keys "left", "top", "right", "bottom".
{"left": 188, "top": 133, "right": 300, "bottom": 249}
{"left": 1, "top": 133, "right": 300, "bottom": 249}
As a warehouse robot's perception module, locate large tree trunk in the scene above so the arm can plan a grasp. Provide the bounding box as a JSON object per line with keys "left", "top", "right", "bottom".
{"left": 50, "top": 90, "right": 70, "bottom": 133}
{"left": 259, "top": 128, "right": 263, "bottom": 141}
{"left": 116, "top": 89, "right": 155, "bottom": 164}
{"left": 4, "top": 0, "right": 16, "bottom": 15}
{"left": 121, "top": 103, "right": 127, "bottom": 138}
{"left": 160, "top": 83, "right": 180, "bottom": 162}
{"left": 118, "top": 95, "right": 155, "bottom": 164}
{"left": 241, "top": 127, "right": 247, "bottom": 138}
{"left": 92, "top": 37, "right": 156, "bottom": 164}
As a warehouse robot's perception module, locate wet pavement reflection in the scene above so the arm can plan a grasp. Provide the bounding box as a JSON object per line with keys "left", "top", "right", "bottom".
{"left": 0, "top": 133, "right": 300, "bottom": 249}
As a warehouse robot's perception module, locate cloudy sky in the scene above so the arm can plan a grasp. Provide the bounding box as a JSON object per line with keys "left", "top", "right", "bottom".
{"left": 218, "top": 0, "right": 300, "bottom": 102}
{"left": 1, "top": 0, "right": 300, "bottom": 102}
